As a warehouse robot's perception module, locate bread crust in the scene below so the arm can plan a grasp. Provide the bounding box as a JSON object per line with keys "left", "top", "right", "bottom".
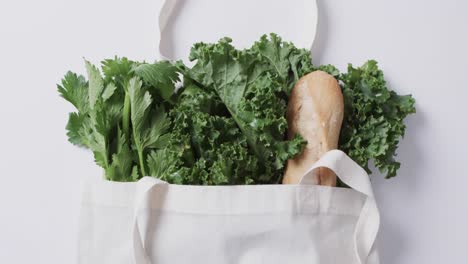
{"left": 283, "top": 71, "right": 344, "bottom": 185}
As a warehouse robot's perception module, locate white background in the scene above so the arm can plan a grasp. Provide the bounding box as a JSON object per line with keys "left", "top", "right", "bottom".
{"left": 0, "top": 0, "right": 467, "bottom": 263}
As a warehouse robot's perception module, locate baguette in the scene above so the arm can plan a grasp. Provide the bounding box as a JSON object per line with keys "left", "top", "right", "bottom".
{"left": 283, "top": 71, "right": 344, "bottom": 186}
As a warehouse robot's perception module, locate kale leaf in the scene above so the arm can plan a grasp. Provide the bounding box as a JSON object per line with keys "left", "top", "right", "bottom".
{"left": 180, "top": 34, "right": 309, "bottom": 184}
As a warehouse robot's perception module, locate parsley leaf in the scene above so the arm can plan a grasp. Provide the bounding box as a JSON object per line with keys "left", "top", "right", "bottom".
{"left": 133, "top": 61, "right": 180, "bottom": 102}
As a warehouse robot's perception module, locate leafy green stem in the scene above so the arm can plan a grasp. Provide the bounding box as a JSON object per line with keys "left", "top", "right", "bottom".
{"left": 137, "top": 147, "right": 147, "bottom": 176}
{"left": 123, "top": 92, "right": 130, "bottom": 140}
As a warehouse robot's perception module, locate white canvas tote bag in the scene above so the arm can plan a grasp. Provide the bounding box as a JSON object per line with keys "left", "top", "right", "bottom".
{"left": 78, "top": 1, "right": 380, "bottom": 264}
{"left": 78, "top": 151, "right": 380, "bottom": 264}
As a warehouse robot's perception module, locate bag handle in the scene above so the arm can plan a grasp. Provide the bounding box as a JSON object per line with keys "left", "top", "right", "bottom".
{"left": 156, "top": 0, "right": 178, "bottom": 60}
{"left": 132, "top": 177, "right": 168, "bottom": 264}
{"left": 299, "top": 149, "right": 380, "bottom": 264}
{"left": 155, "top": 0, "right": 318, "bottom": 60}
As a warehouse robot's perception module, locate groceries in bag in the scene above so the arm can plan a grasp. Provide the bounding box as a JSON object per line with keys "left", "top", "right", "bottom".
{"left": 58, "top": 34, "right": 416, "bottom": 185}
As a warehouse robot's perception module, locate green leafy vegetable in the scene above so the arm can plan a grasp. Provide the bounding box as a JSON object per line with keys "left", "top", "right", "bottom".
{"left": 337, "top": 61, "right": 415, "bottom": 178}
{"left": 58, "top": 33, "right": 415, "bottom": 184}
{"left": 128, "top": 77, "right": 171, "bottom": 176}
{"left": 160, "top": 83, "right": 264, "bottom": 184}
{"left": 59, "top": 58, "right": 178, "bottom": 181}
{"left": 180, "top": 35, "right": 309, "bottom": 184}
{"left": 58, "top": 72, "right": 89, "bottom": 113}
{"left": 106, "top": 129, "right": 137, "bottom": 181}
{"left": 133, "top": 61, "right": 180, "bottom": 102}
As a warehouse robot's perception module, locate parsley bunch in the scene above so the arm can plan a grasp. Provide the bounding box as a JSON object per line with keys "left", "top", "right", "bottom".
{"left": 58, "top": 58, "right": 179, "bottom": 181}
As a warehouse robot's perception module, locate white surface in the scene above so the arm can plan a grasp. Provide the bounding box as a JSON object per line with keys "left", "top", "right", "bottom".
{"left": 0, "top": 0, "right": 467, "bottom": 263}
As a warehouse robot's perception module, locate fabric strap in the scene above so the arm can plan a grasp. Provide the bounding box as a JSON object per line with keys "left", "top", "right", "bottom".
{"left": 132, "top": 177, "right": 168, "bottom": 264}
{"left": 299, "top": 149, "right": 380, "bottom": 264}
{"left": 156, "top": 0, "right": 178, "bottom": 60}
{"left": 155, "top": 0, "right": 318, "bottom": 60}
